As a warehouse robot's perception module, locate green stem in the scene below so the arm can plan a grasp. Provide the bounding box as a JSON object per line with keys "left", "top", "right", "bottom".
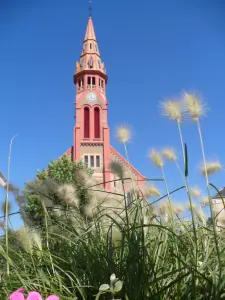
{"left": 41, "top": 199, "right": 55, "bottom": 275}
{"left": 5, "top": 133, "right": 18, "bottom": 277}
{"left": 197, "top": 119, "right": 221, "bottom": 289}
{"left": 161, "top": 167, "right": 173, "bottom": 223}
{"left": 123, "top": 142, "right": 137, "bottom": 201}
{"left": 177, "top": 122, "right": 185, "bottom": 166}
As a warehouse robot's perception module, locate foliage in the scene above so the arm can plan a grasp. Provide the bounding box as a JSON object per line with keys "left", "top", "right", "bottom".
{"left": 1, "top": 92, "right": 225, "bottom": 299}
{"left": 21, "top": 155, "right": 94, "bottom": 227}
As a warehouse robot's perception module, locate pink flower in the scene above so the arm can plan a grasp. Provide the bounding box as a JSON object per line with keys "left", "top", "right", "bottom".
{"left": 26, "top": 292, "right": 42, "bottom": 300}
{"left": 9, "top": 289, "right": 59, "bottom": 300}
{"left": 10, "top": 288, "right": 26, "bottom": 300}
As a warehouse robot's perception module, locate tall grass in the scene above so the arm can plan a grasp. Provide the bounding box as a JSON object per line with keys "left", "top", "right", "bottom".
{"left": 0, "top": 93, "right": 224, "bottom": 299}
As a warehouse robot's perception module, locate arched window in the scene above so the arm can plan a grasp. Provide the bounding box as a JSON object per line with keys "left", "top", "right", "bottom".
{"left": 94, "top": 107, "right": 100, "bottom": 138}
{"left": 84, "top": 107, "right": 90, "bottom": 138}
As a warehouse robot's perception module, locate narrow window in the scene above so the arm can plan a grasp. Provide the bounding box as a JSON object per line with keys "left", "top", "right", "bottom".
{"left": 78, "top": 79, "right": 81, "bottom": 87}
{"left": 92, "top": 77, "right": 96, "bottom": 86}
{"left": 126, "top": 192, "right": 132, "bottom": 207}
{"left": 84, "top": 155, "right": 89, "bottom": 166}
{"left": 90, "top": 155, "right": 94, "bottom": 167}
{"left": 98, "top": 60, "right": 101, "bottom": 69}
{"left": 94, "top": 107, "right": 100, "bottom": 138}
{"left": 96, "top": 155, "right": 100, "bottom": 167}
{"left": 95, "top": 44, "right": 98, "bottom": 51}
{"left": 99, "top": 78, "right": 101, "bottom": 87}
{"left": 90, "top": 43, "right": 92, "bottom": 49}
{"left": 89, "top": 58, "right": 93, "bottom": 68}
{"left": 84, "top": 107, "right": 90, "bottom": 138}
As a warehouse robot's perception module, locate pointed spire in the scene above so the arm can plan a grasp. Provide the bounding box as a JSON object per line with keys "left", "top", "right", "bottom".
{"left": 75, "top": 17, "right": 106, "bottom": 76}
{"left": 84, "top": 17, "right": 96, "bottom": 42}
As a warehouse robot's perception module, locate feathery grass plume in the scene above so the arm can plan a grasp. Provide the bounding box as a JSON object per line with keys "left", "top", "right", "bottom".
{"left": 84, "top": 187, "right": 108, "bottom": 218}
{"left": 149, "top": 149, "right": 163, "bottom": 169}
{"left": 201, "top": 196, "right": 210, "bottom": 206}
{"left": 182, "top": 92, "right": 207, "bottom": 121}
{"left": 31, "top": 230, "right": 42, "bottom": 251}
{"left": 142, "top": 184, "right": 161, "bottom": 198}
{"left": 15, "top": 195, "right": 26, "bottom": 205}
{"left": 76, "top": 168, "right": 90, "bottom": 184}
{"left": 158, "top": 201, "right": 170, "bottom": 216}
{"left": 3, "top": 183, "right": 19, "bottom": 196}
{"left": 173, "top": 203, "right": 185, "bottom": 215}
{"left": 187, "top": 202, "right": 197, "bottom": 211}
{"left": 191, "top": 186, "right": 201, "bottom": 198}
{"left": 161, "top": 100, "right": 182, "bottom": 123}
{"left": 162, "top": 147, "right": 177, "bottom": 161}
{"left": 110, "top": 160, "right": 124, "bottom": 179}
{"left": 56, "top": 184, "right": 79, "bottom": 208}
{"left": 116, "top": 124, "right": 132, "bottom": 143}
{"left": 196, "top": 207, "right": 206, "bottom": 224}
{"left": 16, "top": 227, "right": 33, "bottom": 253}
{"left": 52, "top": 205, "right": 64, "bottom": 218}
{"left": 200, "top": 161, "right": 222, "bottom": 176}
{"left": 1, "top": 200, "right": 12, "bottom": 215}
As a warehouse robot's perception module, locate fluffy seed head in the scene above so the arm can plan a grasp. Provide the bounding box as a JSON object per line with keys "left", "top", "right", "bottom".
{"left": 201, "top": 196, "right": 210, "bottom": 206}
{"left": 1, "top": 200, "right": 12, "bottom": 215}
{"left": 173, "top": 204, "right": 185, "bottom": 215}
{"left": 142, "top": 184, "right": 161, "bottom": 198}
{"left": 110, "top": 160, "right": 124, "bottom": 179}
{"left": 31, "top": 230, "right": 42, "bottom": 251}
{"left": 149, "top": 149, "right": 163, "bottom": 169}
{"left": 196, "top": 207, "right": 206, "bottom": 224}
{"left": 16, "top": 227, "right": 33, "bottom": 253}
{"left": 158, "top": 202, "right": 170, "bottom": 216}
{"left": 162, "top": 148, "right": 177, "bottom": 161}
{"left": 187, "top": 202, "right": 197, "bottom": 211}
{"left": 116, "top": 125, "right": 132, "bottom": 143}
{"left": 191, "top": 187, "right": 201, "bottom": 198}
{"left": 201, "top": 161, "right": 222, "bottom": 176}
{"left": 161, "top": 100, "right": 182, "bottom": 123}
{"left": 182, "top": 92, "right": 207, "bottom": 121}
{"left": 56, "top": 184, "right": 79, "bottom": 208}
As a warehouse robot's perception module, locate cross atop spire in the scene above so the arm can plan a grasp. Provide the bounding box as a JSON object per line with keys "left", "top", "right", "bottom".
{"left": 89, "top": 0, "right": 92, "bottom": 17}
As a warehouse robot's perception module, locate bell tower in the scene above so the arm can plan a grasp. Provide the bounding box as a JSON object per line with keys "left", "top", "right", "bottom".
{"left": 73, "top": 16, "right": 111, "bottom": 189}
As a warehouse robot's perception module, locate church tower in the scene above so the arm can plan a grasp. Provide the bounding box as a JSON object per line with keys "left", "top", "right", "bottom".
{"left": 63, "top": 14, "right": 146, "bottom": 192}
{"left": 73, "top": 16, "right": 111, "bottom": 190}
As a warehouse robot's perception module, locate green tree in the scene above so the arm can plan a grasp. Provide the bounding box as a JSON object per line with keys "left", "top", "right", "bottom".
{"left": 21, "top": 155, "right": 93, "bottom": 227}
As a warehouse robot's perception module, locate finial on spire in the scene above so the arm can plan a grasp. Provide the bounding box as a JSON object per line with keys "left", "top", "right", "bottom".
{"left": 88, "top": 0, "right": 92, "bottom": 17}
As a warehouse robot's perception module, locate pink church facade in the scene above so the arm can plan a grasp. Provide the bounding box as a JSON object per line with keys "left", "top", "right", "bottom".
{"left": 63, "top": 16, "right": 146, "bottom": 192}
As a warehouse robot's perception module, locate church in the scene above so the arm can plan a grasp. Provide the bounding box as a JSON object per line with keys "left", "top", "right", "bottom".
{"left": 62, "top": 15, "right": 146, "bottom": 192}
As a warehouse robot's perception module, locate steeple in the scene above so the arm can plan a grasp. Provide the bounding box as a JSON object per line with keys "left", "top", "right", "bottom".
{"left": 74, "top": 17, "right": 106, "bottom": 76}
{"left": 62, "top": 8, "right": 146, "bottom": 193}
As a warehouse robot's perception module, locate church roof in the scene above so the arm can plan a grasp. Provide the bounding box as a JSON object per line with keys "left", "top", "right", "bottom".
{"left": 110, "top": 146, "right": 146, "bottom": 180}
{"left": 212, "top": 187, "right": 225, "bottom": 199}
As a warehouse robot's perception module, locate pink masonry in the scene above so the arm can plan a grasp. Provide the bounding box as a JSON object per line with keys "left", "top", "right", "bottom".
{"left": 62, "top": 16, "right": 146, "bottom": 192}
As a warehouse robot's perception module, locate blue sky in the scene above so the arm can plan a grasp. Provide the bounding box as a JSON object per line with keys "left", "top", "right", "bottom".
{"left": 0, "top": 0, "right": 225, "bottom": 229}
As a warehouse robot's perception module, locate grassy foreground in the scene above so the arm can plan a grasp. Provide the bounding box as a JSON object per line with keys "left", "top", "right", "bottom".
{"left": 0, "top": 92, "right": 225, "bottom": 299}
